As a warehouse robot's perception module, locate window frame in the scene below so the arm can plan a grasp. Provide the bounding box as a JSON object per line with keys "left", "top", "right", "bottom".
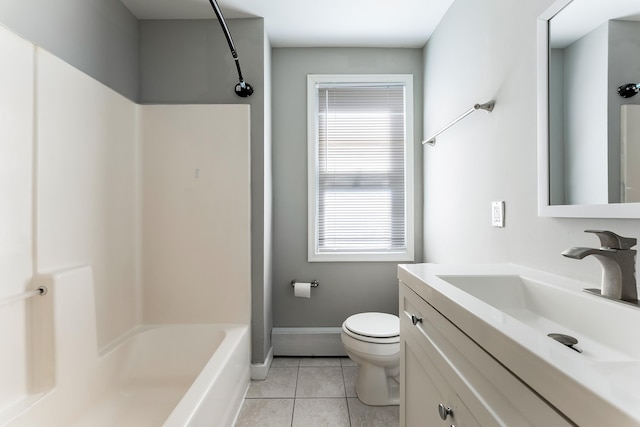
{"left": 307, "top": 74, "right": 415, "bottom": 262}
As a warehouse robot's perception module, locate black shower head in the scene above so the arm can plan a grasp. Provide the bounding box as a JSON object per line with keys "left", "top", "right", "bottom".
{"left": 617, "top": 83, "right": 640, "bottom": 98}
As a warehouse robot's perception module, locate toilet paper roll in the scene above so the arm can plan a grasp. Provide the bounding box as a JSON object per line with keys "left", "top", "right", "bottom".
{"left": 294, "top": 282, "right": 312, "bottom": 298}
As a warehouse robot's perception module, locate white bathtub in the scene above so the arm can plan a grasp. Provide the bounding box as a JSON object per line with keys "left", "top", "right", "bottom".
{"left": 5, "top": 323, "right": 250, "bottom": 427}
{"left": 2, "top": 267, "right": 250, "bottom": 426}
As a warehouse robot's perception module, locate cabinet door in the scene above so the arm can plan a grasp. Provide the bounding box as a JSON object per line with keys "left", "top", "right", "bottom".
{"left": 402, "top": 338, "right": 447, "bottom": 426}
{"left": 402, "top": 323, "right": 481, "bottom": 427}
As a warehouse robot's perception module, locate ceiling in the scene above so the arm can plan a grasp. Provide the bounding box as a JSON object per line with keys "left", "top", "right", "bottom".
{"left": 120, "top": 0, "right": 455, "bottom": 48}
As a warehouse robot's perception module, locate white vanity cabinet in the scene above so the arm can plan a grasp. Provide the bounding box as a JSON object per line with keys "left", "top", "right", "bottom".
{"left": 399, "top": 282, "right": 574, "bottom": 427}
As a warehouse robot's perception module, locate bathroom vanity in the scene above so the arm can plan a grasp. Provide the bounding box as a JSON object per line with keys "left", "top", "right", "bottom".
{"left": 398, "top": 264, "right": 640, "bottom": 427}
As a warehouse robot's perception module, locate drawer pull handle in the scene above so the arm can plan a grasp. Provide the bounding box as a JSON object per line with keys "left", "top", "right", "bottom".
{"left": 438, "top": 403, "right": 453, "bottom": 420}
{"left": 411, "top": 314, "right": 423, "bottom": 325}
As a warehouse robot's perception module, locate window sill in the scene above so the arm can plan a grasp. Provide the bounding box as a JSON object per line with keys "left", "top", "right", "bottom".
{"left": 308, "top": 251, "right": 414, "bottom": 263}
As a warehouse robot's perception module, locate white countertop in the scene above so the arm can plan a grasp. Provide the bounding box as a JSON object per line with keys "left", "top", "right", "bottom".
{"left": 398, "top": 263, "right": 640, "bottom": 427}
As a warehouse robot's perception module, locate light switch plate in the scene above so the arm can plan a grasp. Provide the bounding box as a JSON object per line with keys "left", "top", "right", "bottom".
{"left": 492, "top": 201, "right": 505, "bottom": 227}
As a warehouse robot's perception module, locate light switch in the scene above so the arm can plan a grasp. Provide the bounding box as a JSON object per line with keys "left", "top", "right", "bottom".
{"left": 492, "top": 201, "right": 505, "bottom": 227}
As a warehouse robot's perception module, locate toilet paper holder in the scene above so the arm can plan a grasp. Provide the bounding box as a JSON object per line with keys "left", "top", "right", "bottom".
{"left": 291, "top": 280, "right": 319, "bottom": 288}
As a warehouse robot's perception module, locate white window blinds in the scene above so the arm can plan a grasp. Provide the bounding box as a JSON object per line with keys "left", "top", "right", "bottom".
{"left": 308, "top": 76, "right": 414, "bottom": 262}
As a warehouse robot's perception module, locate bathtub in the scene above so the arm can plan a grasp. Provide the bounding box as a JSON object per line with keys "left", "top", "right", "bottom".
{"left": 5, "top": 324, "right": 249, "bottom": 427}
{"left": 2, "top": 267, "right": 250, "bottom": 427}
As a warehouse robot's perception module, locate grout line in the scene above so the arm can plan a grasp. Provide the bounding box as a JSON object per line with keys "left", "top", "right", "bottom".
{"left": 291, "top": 359, "right": 300, "bottom": 426}
{"left": 294, "top": 359, "right": 301, "bottom": 398}
{"left": 244, "top": 396, "right": 296, "bottom": 399}
{"left": 293, "top": 397, "right": 348, "bottom": 399}
{"left": 341, "top": 365, "right": 349, "bottom": 398}
{"left": 342, "top": 365, "right": 353, "bottom": 426}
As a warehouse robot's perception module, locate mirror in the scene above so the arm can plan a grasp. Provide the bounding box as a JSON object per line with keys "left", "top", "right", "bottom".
{"left": 538, "top": 0, "right": 640, "bottom": 218}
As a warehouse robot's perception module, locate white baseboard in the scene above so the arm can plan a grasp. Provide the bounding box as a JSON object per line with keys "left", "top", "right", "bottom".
{"left": 272, "top": 327, "right": 347, "bottom": 356}
{"left": 250, "top": 346, "right": 273, "bottom": 380}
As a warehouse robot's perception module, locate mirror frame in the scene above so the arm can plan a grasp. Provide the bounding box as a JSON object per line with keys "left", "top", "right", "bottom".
{"left": 537, "top": 0, "right": 640, "bottom": 218}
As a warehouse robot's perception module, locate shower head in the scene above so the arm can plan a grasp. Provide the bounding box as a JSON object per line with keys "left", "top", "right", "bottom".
{"left": 208, "top": 0, "right": 254, "bottom": 97}
{"left": 617, "top": 83, "right": 640, "bottom": 98}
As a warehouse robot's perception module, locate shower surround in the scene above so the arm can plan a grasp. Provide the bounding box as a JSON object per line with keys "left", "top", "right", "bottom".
{"left": 0, "top": 24, "right": 251, "bottom": 425}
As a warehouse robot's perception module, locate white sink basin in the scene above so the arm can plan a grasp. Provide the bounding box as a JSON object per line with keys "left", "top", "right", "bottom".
{"left": 436, "top": 274, "right": 640, "bottom": 362}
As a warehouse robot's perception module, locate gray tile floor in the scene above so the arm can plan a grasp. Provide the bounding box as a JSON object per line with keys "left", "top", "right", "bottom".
{"left": 235, "top": 357, "right": 399, "bottom": 427}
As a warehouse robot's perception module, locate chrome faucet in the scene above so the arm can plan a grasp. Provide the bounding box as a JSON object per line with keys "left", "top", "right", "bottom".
{"left": 562, "top": 230, "right": 638, "bottom": 302}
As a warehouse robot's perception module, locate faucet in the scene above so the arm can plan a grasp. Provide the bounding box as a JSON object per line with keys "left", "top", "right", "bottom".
{"left": 562, "top": 230, "right": 638, "bottom": 302}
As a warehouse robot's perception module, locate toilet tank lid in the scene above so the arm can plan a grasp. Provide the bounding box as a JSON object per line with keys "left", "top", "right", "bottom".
{"left": 344, "top": 312, "right": 399, "bottom": 338}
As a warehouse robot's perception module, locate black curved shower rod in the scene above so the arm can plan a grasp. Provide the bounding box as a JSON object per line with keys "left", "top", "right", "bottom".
{"left": 208, "top": 0, "right": 254, "bottom": 97}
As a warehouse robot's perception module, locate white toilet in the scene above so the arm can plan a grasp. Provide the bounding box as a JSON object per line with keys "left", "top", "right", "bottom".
{"left": 341, "top": 312, "right": 400, "bottom": 406}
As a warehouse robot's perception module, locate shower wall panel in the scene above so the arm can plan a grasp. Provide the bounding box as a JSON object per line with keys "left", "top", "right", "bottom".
{"left": 35, "top": 49, "right": 139, "bottom": 349}
{"left": 0, "top": 25, "right": 35, "bottom": 413}
{"left": 140, "top": 105, "right": 251, "bottom": 325}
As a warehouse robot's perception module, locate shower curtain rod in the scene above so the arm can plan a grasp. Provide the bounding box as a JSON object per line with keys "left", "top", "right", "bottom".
{"left": 422, "top": 100, "right": 495, "bottom": 146}
{"left": 208, "top": 0, "right": 254, "bottom": 97}
{"left": 0, "top": 286, "right": 47, "bottom": 308}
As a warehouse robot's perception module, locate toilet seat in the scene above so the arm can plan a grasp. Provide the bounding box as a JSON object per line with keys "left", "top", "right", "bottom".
{"left": 343, "top": 313, "right": 399, "bottom": 344}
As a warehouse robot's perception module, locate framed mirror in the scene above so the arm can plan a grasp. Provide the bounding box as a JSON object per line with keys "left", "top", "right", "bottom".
{"left": 538, "top": 0, "right": 640, "bottom": 218}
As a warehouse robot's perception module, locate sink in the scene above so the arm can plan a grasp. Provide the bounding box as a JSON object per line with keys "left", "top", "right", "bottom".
{"left": 436, "top": 274, "right": 640, "bottom": 362}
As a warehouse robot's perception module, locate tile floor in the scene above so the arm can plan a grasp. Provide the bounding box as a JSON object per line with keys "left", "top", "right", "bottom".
{"left": 234, "top": 357, "right": 399, "bottom": 427}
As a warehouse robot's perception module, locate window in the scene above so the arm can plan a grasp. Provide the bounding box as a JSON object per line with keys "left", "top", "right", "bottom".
{"left": 307, "top": 74, "right": 414, "bottom": 262}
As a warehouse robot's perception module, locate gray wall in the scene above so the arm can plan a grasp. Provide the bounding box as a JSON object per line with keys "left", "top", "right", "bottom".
{"left": 422, "top": 0, "right": 640, "bottom": 285}
{"left": 272, "top": 48, "right": 424, "bottom": 328}
{"left": 139, "top": 18, "right": 273, "bottom": 364}
{"left": 0, "top": 0, "right": 139, "bottom": 100}
{"left": 261, "top": 27, "right": 274, "bottom": 364}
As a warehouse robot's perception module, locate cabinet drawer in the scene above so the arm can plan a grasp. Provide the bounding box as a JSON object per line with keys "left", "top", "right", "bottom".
{"left": 400, "top": 282, "right": 574, "bottom": 427}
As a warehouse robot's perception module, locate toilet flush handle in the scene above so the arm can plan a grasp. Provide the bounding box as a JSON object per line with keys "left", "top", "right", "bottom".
{"left": 411, "top": 314, "right": 423, "bottom": 325}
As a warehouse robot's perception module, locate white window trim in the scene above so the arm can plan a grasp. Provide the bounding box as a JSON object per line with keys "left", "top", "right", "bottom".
{"left": 307, "top": 74, "right": 415, "bottom": 262}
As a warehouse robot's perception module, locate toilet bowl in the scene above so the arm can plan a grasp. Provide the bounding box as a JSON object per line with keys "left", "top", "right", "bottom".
{"left": 341, "top": 312, "right": 400, "bottom": 406}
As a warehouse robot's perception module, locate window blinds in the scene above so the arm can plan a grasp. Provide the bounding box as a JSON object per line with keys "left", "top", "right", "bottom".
{"left": 315, "top": 83, "right": 407, "bottom": 253}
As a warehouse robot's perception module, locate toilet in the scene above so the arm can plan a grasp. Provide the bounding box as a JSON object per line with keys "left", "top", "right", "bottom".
{"left": 341, "top": 312, "right": 400, "bottom": 406}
